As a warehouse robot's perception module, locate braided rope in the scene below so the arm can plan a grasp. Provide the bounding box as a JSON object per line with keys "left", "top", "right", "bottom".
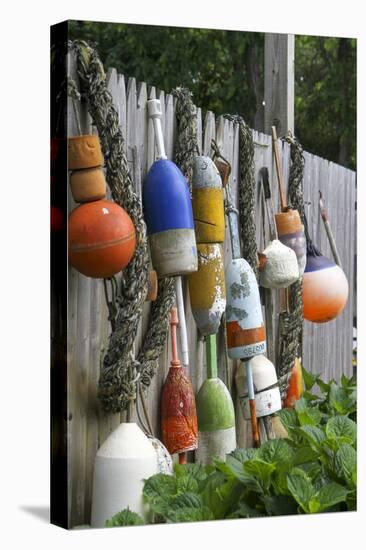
{"left": 69, "top": 40, "right": 149, "bottom": 412}
{"left": 172, "top": 87, "right": 199, "bottom": 194}
{"left": 224, "top": 115, "right": 258, "bottom": 279}
{"left": 277, "top": 132, "right": 306, "bottom": 397}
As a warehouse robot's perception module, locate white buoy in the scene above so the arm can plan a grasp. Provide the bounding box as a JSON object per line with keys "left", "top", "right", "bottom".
{"left": 260, "top": 239, "right": 299, "bottom": 289}
{"left": 235, "top": 355, "right": 282, "bottom": 419}
{"left": 91, "top": 423, "right": 158, "bottom": 528}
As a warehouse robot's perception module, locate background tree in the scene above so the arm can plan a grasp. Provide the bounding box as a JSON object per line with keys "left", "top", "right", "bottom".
{"left": 69, "top": 21, "right": 356, "bottom": 169}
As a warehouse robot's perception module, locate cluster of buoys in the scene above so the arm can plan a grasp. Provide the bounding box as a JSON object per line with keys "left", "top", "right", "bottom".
{"left": 71, "top": 102, "right": 349, "bottom": 526}
{"left": 189, "top": 155, "right": 236, "bottom": 464}
{"left": 68, "top": 135, "right": 136, "bottom": 279}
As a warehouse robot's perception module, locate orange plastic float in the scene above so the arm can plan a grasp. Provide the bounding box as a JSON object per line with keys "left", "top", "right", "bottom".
{"left": 302, "top": 248, "right": 348, "bottom": 323}
{"left": 68, "top": 199, "right": 136, "bottom": 278}
{"left": 283, "top": 358, "right": 304, "bottom": 408}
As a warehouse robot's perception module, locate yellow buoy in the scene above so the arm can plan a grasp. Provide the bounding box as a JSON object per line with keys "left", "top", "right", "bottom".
{"left": 188, "top": 243, "right": 226, "bottom": 335}
{"left": 192, "top": 156, "right": 225, "bottom": 244}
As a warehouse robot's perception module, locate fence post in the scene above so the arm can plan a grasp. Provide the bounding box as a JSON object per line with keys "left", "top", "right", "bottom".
{"left": 264, "top": 33, "right": 295, "bottom": 135}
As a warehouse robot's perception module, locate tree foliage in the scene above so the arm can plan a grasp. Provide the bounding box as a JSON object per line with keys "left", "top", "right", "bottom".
{"left": 68, "top": 21, "right": 356, "bottom": 169}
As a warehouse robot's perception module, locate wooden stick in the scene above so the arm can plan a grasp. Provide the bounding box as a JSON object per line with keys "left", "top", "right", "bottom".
{"left": 179, "top": 453, "right": 187, "bottom": 465}
{"left": 271, "top": 126, "right": 288, "bottom": 212}
{"left": 245, "top": 359, "right": 260, "bottom": 448}
{"left": 319, "top": 191, "right": 342, "bottom": 268}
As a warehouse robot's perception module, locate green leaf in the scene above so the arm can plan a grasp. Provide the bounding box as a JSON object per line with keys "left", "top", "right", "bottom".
{"left": 174, "top": 463, "right": 208, "bottom": 483}
{"left": 299, "top": 425, "right": 326, "bottom": 450}
{"left": 326, "top": 416, "right": 357, "bottom": 444}
{"left": 170, "top": 492, "right": 203, "bottom": 510}
{"left": 177, "top": 475, "right": 199, "bottom": 494}
{"left": 218, "top": 448, "right": 257, "bottom": 484}
{"left": 229, "top": 447, "right": 258, "bottom": 463}
{"left": 244, "top": 459, "right": 276, "bottom": 492}
{"left": 316, "top": 377, "right": 330, "bottom": 394}
{"left": 143, "top": 473, "right": 177, "bottom": 515}
{"left": 309, "top": 482, "right": 349, "bottom": 513}
{"left": 302, "top": 391, "right": 321, "bottom": 402}
{"left": 292, "top": 446, "right": 320, "bottom": 466}
{"left": 105, "top": 508, "right": 145, "bottom": 527}
{"left": 257, "top": 439, "right": 294, "bottom": 467}
{"left": 143, "top": 473, "right": 177, "bottom": 503}
{"left": 334, "top": 444, "right": 357, "bottom": 486}
{"left": 229, "top": 501, "right": 265, "bottom": 518}
{"left": 302, "top": 366, "right": 318, "bottom": 391}
{"left": 329, "top": 383, "right": 356, "bottom": 415}
{"left": 277, "top": 408, "right": 299, "bottom": 435}
{"left": 166, "top": 506, "right": 214, "bottom": 523}
{"left": 200, "top": 472, "right": 241, "bottom": 519}
{"left": 295, "top": 398, "right": 322, "bottom": 426}
{"left": 263, "top": 495, "right": 299, "bottom": 516}
{"left": 287, "top": 470, "right": 315, "bottom": 513}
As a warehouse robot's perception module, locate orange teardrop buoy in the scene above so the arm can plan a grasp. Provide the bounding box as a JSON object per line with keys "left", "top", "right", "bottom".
{"left": 302, "top": 249, "right": 348, "bottom": 323}
{"left": 68, "top": 199, "right": 136, "bottom": 278}
{"left": 283, "top": 358, "right": 304, "bottom": 408}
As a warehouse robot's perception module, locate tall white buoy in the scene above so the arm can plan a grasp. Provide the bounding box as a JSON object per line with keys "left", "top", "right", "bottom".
{"left": 91, "top": 422, "right": 158, "bottom": 528}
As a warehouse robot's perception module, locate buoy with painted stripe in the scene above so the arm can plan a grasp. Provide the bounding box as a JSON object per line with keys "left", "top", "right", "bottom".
{"left": 68, "top": 199, "right": 136, "bottom": 278}
{"left": 196, "top": 334, "right": 236, "bottom": 464}
{"left": 143, "top": 100, "right": 197, "bottom": 278}
{"left": 224, "top": 172, "right": 266, "bottom": 447}
{"left": 161, "top": 308, "right": 198, "bottom": 463}
{"left": 192, "top": 156, "right": 225, "bottom": 243}
{"left": 271, "top": 127, "right": 307, "bottom": 276}
{"left": 235, "top": 355, "right": 282, "bottom": 420}
{"left": 188, "top": 243, "right": 226, "bottom": 336}
{"left": 91, "top": 422, "right": 158, "bottom": 527}
{"left": 226, "top": 258, "right": 266, "bottom": 360}
{"left": 302, "top": 245, "right": 348, "bottom": 323}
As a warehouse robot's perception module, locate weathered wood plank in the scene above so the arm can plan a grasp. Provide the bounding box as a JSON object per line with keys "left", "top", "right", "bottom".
{"left": 264, "top": 33, "right": 295, "bottom": 136}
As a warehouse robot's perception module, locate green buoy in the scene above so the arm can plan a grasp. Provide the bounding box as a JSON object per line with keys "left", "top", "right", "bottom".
{"left": 196, "top": 334, "right": 236, "bottom": 464}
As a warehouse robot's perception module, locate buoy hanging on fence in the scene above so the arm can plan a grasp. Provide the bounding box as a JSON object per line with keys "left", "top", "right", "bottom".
{"left": 68, "top": 135, "right": 107, "bottom": 203}
{"left": 192, "top": 156, "right": 225, "bottom": 243}
{"left": 235, "top": 354, "right": 282, "bottom": 419}
{"left": 259, "top": 167, "right": 299, "bottom": 289}
{"left": 70, "top": 167, "right": 107, "bottom": 203}
{"left": 271, "top": 127, "right": 307, "bottom": 276}
{"left": 91, "top": 422, "right": 158, "bottom": 527}
{"left": 68, "top": 199, "right": 136, "bottom": 278}
{"left": 302, "top": 244, "right": 348, "bottom": 323}
{"left": 161, "top": 308, "right": 198, "bottom": 464}
{"left": 226, "top": 257, "right": 266, "bottom": 360}
{"left": 224, "top": 174, "right": 266, "bottom": 447}
{"left": 196, "top": 334, "right": 236, "bottom": 464}
{"left": 143, "top": 99, "right": 197, "bottom": 278}
{"left": 282, "top": 357, "right": 304, "bottom": 408}
{"left": 188, "top": 244, "right": 226, "bottom": 336}
{"left": 68, "top": 134, "right": 104, "bottom": 170}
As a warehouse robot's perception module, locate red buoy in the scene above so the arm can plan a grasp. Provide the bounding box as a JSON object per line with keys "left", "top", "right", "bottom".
{"left": 68, "top": 199, "right": 136, "bottom": 278}
{"left": 161, "top": 308, "right": 198, "bottom": 461}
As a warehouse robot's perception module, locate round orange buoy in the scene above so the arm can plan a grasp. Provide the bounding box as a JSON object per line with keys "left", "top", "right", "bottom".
{"left": 68, "top": 199, "right": 136, "bottom": 278}
{"left": 302, "top": 250, "right": 348, "bottom": 323}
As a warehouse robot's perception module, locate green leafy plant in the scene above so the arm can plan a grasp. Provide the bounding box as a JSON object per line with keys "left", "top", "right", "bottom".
{"left": 105, "top": 369, "right": 356, "bottom": 526}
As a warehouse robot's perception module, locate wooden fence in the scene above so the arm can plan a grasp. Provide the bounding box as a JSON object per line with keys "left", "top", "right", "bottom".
{"left": 66, "top": 61, "right": 356, "bottom": 527}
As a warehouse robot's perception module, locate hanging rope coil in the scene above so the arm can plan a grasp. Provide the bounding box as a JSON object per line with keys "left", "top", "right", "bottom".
{"left": 68, "top": 41, "right": 199, "bottom": 413}
{"left": 224, "top": 115, "right": 258, "bottom": 279}
{"left": 277, "top": 132, "right": 306, "bottom": 397}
